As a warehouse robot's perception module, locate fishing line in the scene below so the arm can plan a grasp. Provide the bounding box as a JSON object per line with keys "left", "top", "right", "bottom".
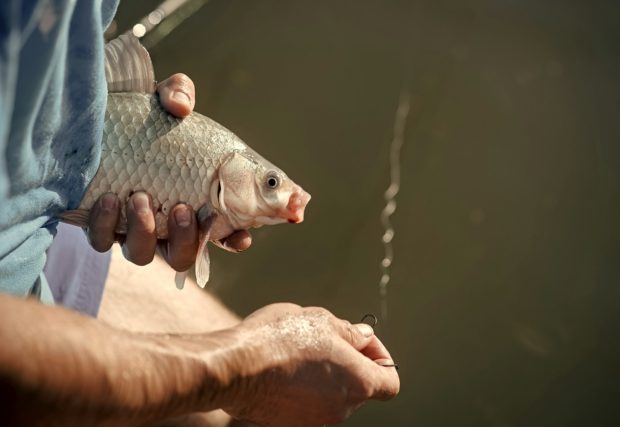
{"left": 378, "top": 91, "right": 410, "bottom": 331}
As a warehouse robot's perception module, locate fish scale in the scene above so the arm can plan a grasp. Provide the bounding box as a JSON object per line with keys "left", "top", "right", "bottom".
{"left": 61, "top": 33, "right": 310, "bottom": 287}
{"left": 79, "top": 92, "right": 246, "bottom": 238}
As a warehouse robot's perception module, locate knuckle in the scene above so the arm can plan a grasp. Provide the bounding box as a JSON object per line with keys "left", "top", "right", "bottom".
{"left": 376, "top": 380, "right": 400, "bottom": 400}
{"left": 345, "top": 323, "right": 358, "bottom": 344}
{"left": 306, "top": 306, "right": 331, "bottom": 317}
{"left": 134, "top": 214, "right": 154, "bottom": 229}
{"left": 354, "top": 381, "right": 373, "bottom": 400}
{"left": 173, "top": 237, "right": 197, "bottom": 256}
{"left": 128, "top": 212, "right": 155, "bottom": 233}
{"left": 272, "top": 302, "right": 301, "bottom": 311}
{"left": 333, "top": 318, "right": 357, "bottom": 343}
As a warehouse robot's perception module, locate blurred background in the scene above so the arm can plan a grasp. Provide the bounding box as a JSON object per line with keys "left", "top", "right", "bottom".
{"left": 112, "top": 1, "right": 620, "bottom": 426}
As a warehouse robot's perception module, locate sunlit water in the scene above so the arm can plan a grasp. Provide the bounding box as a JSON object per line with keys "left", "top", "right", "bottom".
{"left": 112, "top": 1, "right": 620, "bottom": 426}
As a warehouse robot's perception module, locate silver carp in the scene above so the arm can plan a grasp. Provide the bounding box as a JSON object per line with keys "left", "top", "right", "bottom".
{"left": 61, "top": 34, "right": 310, "bottom": 288}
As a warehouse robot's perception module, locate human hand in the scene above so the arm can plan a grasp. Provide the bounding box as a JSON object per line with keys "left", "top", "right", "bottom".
{"left": 88, "top": 74, "right": 252, "bottom": 269}
{"left": 220, "top": 303, "right": 400, "bottom": 427}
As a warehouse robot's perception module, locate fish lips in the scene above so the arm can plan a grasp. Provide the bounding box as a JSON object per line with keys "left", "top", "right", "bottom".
{"left": 282, "top": 187, "right": 311, "bottom": 223}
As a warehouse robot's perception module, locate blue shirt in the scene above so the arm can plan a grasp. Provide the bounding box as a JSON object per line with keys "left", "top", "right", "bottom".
{"left": 0, "top": 0, "right": 119, "bottom": 302}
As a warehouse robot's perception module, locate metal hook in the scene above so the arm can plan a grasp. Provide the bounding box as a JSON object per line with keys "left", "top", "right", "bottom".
{"left": 360, "top": 313, "right": 378, "bottom": 327}
{"left": 360, "top": 313, "right": 399, "bottom": 370}
{"left": 378, "top": 362, "right": 399, "bottom": 370}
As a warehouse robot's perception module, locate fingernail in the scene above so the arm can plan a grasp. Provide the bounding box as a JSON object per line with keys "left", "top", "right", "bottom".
{"left": 131, "top": 192, "right": 151, "bottom": 214}
{"left": 221, "top": 240, "right": 242, "bottom": 253}
{"left": 174, "top": 205, "right": 191, "bottom": 227}
{"left": 172, "top": 90, "right": 191, "bottom": 105}
{"left": 356, "top": 324, "right": 374, "bottom": 338}
{"left": 101, "top": 193, "right": 118, "bottom": 211}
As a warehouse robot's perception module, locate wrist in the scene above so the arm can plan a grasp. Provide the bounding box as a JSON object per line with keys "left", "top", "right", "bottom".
{"left": 128, "top": 327, "right": 244, "bottom": 416}
{"left": 0, "top": 295, "right": 256, "bottom": 426}
{"left": 159, "top": 325, "right": 257, "bottom": 413}
{"left": 208, "top": 322, "right": 306, "bottom": 418}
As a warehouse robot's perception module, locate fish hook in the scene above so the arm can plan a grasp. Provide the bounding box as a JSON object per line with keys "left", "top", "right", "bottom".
{"left": 360, "top": 313, "right": 378, "bottom": 327}
{"left": 360, "top": 313, "right": 399, "bottom": 370}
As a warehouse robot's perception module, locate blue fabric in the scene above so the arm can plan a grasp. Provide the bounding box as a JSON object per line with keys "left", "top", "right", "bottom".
{"left": 0, "top": 0, "right": 119, "bottom": 302}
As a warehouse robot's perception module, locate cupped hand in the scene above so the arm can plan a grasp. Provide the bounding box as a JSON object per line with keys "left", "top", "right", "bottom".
{"left": 87, "top": 74, "right": 252, "bottom": 269}
{"left": 221, "top": 304, "right": 400, "bottom": 427}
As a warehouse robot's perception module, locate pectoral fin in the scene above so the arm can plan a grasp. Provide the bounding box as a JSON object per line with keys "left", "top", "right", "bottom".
{"left": 195, "top": 234, "right": 211, "bottom": 288}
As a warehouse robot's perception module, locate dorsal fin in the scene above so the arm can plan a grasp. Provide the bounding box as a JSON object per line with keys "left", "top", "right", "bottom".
{"left": 105, "top": 33, "right": 156, "bottom": 93}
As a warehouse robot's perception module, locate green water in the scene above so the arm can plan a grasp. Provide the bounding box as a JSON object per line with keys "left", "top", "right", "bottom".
{"left": 115, "top": 1, "right": 620, "bottom": 425}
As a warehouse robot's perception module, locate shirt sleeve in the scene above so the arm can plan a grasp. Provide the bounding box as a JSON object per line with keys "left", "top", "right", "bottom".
{"left": 0, "top": 0, "right": 119, "bottom": 302}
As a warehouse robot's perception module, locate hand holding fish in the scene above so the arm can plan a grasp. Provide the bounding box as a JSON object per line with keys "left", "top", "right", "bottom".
{"left": 86, "top": 73, "right": 252, "bottom": 270}
{"left": 218, "top": 303, "right": 401, "bottom": 427}
{"left": 61, "top": 34, "right": 310, "bottom": 287}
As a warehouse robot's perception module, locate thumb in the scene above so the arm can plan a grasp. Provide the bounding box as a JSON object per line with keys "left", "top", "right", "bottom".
{"left": 341, "top": 322, "right": 375, "bottom": 351}
{"left": 157, "top": 73, "right": 195, "bottom": 118}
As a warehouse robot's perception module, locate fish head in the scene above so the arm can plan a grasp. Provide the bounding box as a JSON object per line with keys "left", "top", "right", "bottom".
{"left": 215, "top": 150, "right": 311, "bottom": 229}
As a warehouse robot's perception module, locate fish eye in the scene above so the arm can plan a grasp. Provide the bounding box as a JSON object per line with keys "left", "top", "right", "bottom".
{"left": 265, "top": 174, "right": 280, "bottom": 189}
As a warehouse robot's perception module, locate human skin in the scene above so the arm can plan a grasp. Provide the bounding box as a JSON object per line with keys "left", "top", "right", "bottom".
{"left": 86, "top": 73, "right": 252, "bottom": 270}
{"left": 0, "top": 75, "right": 399, "bottom": 426}
{"left": 0, "top": 292, "right": 399, "bottom": 427}
{"left": 99, "top": 244, "right": 244, "bottom": 426}
{"left": 98, "top": 245, "right": 242, "bottom": 336}
{"left": 99, "top": 246, "right": 400, "bottom": 427}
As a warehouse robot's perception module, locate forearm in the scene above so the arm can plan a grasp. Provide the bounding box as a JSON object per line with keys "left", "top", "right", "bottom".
{"left": 0, "top": 294, "right": 237, "bottom": 427}
{"left": 99, "top": 246, "right": 240, "bottom": 334}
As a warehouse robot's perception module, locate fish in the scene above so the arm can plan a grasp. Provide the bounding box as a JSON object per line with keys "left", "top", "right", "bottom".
{"left": 61, "top": 34, "right": 311, "bottom": 288}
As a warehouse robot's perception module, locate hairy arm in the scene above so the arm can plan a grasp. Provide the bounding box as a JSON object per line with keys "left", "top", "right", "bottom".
{"left": 98, "top": 245, "right": 240, "bottom": 334}
{"left": 99, "top": 245, "right": 245, "bottom": 427}
{"left": 0, "top": 273, "right": 399, "bottom": 427}
{"left": 0, "top": 294, "right": 238, "bottom": 427}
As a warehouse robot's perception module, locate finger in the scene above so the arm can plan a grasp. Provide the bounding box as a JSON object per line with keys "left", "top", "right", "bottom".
{"left": 157, "top": 73, "right": 195, "bottom": 118}
{"left": 367, "top": 364, "right": 401, "bottom": 401}
{"left": 87, "top": 193, "right": 120, "bottom": 252}
{"left": 161, "top": 203, "right": 199, "bottom": 271}
{"left": 334, "top": 339, "right": 399, "bottom": 402}
{"left": 122, "top": 192, "right": 157, "bottom": 265}
{"left": 357, "top": 351, "right": 401, "bottom": 401}
{"left": 338, "top": 320, "right": 375, "bottom": 351}
{"left": 219, "top": 230, "right": 252, "bottom": 252}
{"left": 359, "top": 335, "right": 394, "bottom": 364}
{"left": 358, "top": 336, "right": 400, "bottom": 401}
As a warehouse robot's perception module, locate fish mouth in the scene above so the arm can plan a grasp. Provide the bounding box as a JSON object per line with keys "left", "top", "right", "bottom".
{"left": 282, "top": 186, "right": 311, "bottom": 223}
